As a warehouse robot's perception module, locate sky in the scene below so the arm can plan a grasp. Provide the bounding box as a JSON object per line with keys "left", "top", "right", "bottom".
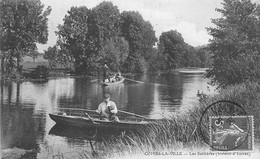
{"left": 37, "top": 0, "right": 224, "bottom": 52}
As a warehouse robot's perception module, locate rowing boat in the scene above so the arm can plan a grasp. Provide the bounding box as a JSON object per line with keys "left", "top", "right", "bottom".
{"left": 100, "top": 77, "right": 125, "bottom": 86}
{"left": 49, "top": 111, "right": 154, "bottom": 130}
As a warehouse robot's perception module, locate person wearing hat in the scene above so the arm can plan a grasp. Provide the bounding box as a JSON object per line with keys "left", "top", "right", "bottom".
{"left": 95, "top": 93, "right": 119, "bottom": 122}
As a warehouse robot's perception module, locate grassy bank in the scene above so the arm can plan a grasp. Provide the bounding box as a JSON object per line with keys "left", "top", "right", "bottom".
{"left": 91, "top": 81, "right": 260, "bottom": 159}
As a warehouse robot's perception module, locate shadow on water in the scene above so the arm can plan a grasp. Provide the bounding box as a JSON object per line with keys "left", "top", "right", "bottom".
{"left": 49, "top": 124, "right": 127, "bottom": 142}
{"left": 48, "top": 123, "right": 137, "bottom": 156}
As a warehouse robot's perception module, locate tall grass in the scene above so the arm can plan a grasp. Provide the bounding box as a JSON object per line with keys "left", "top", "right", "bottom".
{"left": 94, "top": 115, "right": 204, "bottom": 158}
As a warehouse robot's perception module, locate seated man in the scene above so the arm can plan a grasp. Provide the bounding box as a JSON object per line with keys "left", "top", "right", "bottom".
{"left": 115, "top": 73, "right": 120, "bottom": 81}
{"left": 95, "top": 93, "right": 119, "bottom": 122}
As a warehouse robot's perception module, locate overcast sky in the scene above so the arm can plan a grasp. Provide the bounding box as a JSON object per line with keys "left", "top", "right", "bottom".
{"left": 37, "top": 0, "right": 224, "bottom": 52}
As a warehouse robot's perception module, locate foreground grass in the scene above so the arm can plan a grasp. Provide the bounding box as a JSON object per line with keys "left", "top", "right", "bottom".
{"left": 42, "top": 81, "right": 260, "bottom": 159}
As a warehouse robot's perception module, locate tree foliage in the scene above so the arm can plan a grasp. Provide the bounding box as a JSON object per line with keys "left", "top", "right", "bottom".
{"left": 121, "top": 11, "right": 157, "bottom": 73}
{"left": 56, "top": 2, "right": 130, "bottom": 74}
{"left": 195, "top": 46, "right": 213, "bottom": 68}
{"left": 100, "top": 37, "right": 129, "bottom": 71}
{"left": 206, "top": 0, "right": 260, "bottom": 86}
{"left": 158, "top": 30, "right": 201, "bottom": 70}
{"left": 49, "top": 1, "right": 210, "bottom": 75}
{"left": 0, "top": 0, "right": 51, "bottom": 77}
{"left": 55, "top": 2, "right": 157, "bottom": 74}
{"left": 56, "top": 6, "right": 92, "bottom": 74}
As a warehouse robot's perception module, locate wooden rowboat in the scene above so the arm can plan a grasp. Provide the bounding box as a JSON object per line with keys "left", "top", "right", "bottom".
{"left": 49, "top": 111, "right": 154, "bottom": 130}
{"left": 100, "top": 77, "right": 125, "bottom": 86}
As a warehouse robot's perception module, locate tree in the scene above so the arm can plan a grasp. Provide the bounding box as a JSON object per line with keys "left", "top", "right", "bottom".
{"left": 158, "top": 30, "right": 185, "bottom": 70}
{"left": 43, "top": 46, "right": 58, "bottom": 69}
{"left": 121, "top": 11, "right": 157, "bottom": 73}
{"left": 57, "top": 2, "right": 128, "bottom": 75}
{"left": 181, "top": 43, "right": 201, "bottom": 67}
{"left": 29, "top": 49, "right": 39, "bottom": 66}
{"left": 0, "top": 0, "right": 51, "bottom": 78}
{"left": 90, "top": 1, "right": 127, "bottom": 71}
{"left": 90, "top": 2, "right": 122, "bottom": 47}
{"left": 195, "top": 46, "right": 212, "bottom": 67}
{"left": 57, "top": 6, "right": 92, "bottom": 74}
{"left": 206, "top": 0, "right": 260, "bottom": 86}
{"left": 100, "top": 37, "right": 129, "bottom": 71}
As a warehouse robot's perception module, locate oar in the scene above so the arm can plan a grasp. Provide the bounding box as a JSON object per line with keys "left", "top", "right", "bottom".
{"left": 85, "top": 112, "right": 100, "bottom": 125}
{"left": 90, "top": 79, "right": 99, "bottom": 82}
{"left": 124, "top": 77, "right": 144, "bottom": 84}
{"left": 118, "top": 110, "right": 150, "bottom": 120}
{"left": 59, "top": 107, "right": 150, "bottom": 120}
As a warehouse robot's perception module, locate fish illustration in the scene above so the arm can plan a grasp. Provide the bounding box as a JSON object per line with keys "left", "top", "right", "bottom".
{"left": 213, "top": 122, "right": 247, "bottom": 147}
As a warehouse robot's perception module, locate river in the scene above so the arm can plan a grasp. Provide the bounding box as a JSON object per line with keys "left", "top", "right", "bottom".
{"left": 1, "top": 72, "right": 215, "bottom": 158}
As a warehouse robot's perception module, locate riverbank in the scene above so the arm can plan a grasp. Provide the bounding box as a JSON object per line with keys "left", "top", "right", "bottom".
{"left": 97, "top": 82, "right": 259, "bottom": 158}
{"left": 100, "top": 82, "right": 259, "bottom": 158}
{"left": 0, "top": 67, "right": 208, "bottom": 83}
{"left": 158, "top": 67, "right": 209, "bottom": 74}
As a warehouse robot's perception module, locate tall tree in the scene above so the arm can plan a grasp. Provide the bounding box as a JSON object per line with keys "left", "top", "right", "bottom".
{"left": 0, "top": 0, "right": 51, "bottom": 78}
{"left": 90, "top": 1, "right": 126, "bottom": 70}
{"left": 56, "top": 6, "right": 92, "bottom": 74}
{"left": 158, "top": 30, "right": 185, "bottom": 70}
{"left": 91, "top": 1, "right": 122, "bottom": 47}
{"left": 121, "top": 11, "right": 157, "bottom": 73}
{"left": 206, "top": 0, "right": 260, "bottom": 86}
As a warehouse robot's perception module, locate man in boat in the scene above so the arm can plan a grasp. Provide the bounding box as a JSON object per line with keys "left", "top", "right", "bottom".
{"left": 115, "top": 73, "right": 121, "bottom": 82}
{"left": 95, "top": 93, "right": 119, "bottom": 122}
{"left": 103, "top": 64, "right": 112, "bottom": 82}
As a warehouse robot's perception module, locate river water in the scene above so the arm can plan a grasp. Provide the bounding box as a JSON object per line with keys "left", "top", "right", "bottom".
{"left": 1, "top": 72, "right": 215, "bottom": 158}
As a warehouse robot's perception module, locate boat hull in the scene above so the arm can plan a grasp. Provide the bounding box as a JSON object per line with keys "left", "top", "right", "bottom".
{"left": 49, "top": 113, "right": 152, "bottom": 130}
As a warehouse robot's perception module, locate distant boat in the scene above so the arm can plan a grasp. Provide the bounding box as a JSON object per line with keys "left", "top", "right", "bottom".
{"left": 100, "top": 77, "right": 125, "bottom": 86}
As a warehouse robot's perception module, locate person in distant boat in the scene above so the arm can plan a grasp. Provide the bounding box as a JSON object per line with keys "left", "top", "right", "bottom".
{"left": 103, "top": 64, "right": 111, "bottom": 82}
{"left": 95, "top": 93, "right": 119, "bottom": 122}
{"left": 115, "top": 73, "right": 121, "bottom": 82}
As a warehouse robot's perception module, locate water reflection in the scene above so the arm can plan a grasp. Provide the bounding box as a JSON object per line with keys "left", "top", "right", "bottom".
{"left": 1, "top": 73, "right": 214, "bottom": 158}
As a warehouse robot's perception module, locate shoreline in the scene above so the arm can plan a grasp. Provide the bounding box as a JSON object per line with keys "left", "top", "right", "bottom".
{"left": 0, "top": 67, "right": 209, "bottom": 83}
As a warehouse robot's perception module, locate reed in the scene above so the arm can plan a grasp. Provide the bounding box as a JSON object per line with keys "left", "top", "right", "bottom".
{"left": 94, "top": 82, "right": 260, "bottom": 158}
{"left": 92, "top": 113, "right": 204, "bottom": 159}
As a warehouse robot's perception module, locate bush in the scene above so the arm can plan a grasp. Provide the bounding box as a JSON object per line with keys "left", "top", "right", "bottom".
{"left": 206, "top": 53, "right": 260, "bottom": 87}
{"left": 30, "top": 65, "right": 49, "bottom": 79}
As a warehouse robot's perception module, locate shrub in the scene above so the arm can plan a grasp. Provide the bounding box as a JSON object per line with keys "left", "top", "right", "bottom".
{"left": 30, "top": 65, "right": 49, "bottom": 79}
{"left": 206, "top": 53, "right": 260, "bottom": 87}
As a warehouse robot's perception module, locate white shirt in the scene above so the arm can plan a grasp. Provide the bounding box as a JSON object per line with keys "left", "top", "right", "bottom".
{"left": 96, "top": 101, "right": 118, "bottom": 117}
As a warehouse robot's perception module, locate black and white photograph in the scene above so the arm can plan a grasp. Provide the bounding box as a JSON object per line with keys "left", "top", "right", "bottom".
{"left": 1, "top": 0, "right": 260, "bottom": 158}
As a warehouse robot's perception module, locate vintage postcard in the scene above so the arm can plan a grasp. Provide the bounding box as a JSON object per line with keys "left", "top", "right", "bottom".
{"left": 1, "top": 0, "right": 260, "bottom": 159}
